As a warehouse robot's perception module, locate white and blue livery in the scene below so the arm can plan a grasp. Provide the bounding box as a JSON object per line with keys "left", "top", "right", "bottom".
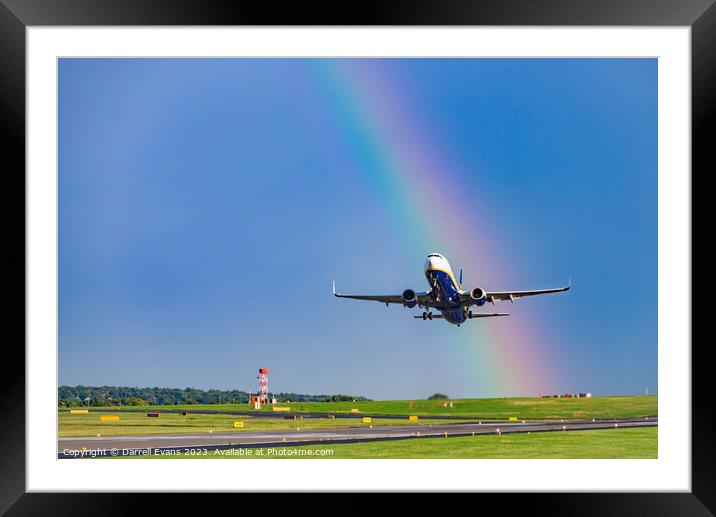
{"left": 333, "top": 253, "right": 570, "bottom": 326}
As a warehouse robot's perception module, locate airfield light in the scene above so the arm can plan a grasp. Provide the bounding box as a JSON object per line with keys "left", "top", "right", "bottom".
{"left": 257, "top": 368, "right": 270, "bottom": 404}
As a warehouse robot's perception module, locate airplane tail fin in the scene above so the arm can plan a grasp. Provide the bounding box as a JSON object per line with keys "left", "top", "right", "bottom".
{"left": 459, "top": 269, "right": 463, "bottom": 289}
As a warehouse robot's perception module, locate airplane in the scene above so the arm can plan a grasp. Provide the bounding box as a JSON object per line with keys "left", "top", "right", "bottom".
{"left": 333, "top": 252, "right": 570, "bottom": 326}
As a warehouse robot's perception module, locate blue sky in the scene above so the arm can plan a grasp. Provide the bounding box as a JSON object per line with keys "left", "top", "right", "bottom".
{"left": 58, "top": 58, "right": 657, "bottom": 399}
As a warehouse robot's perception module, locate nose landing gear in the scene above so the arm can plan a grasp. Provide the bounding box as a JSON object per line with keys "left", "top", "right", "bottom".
{"left": 422, "top": 311, "right": 433, "bottom": 320}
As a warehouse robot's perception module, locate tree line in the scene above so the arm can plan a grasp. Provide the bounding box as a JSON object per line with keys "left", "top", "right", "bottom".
{"left": 58, "top": 385, "right": 370, "bottom": 407}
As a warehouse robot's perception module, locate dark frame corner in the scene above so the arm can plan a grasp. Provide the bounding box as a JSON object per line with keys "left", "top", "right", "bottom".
{"left": 1, "top": 0, "right": 713, "bottom": 514}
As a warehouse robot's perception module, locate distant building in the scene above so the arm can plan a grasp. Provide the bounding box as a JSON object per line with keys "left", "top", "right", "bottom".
{"left": 542, "top": 392, "right": 592, "bottom": 399}
{"left": 250, "top": 395, "right": 277, "bottom": 405}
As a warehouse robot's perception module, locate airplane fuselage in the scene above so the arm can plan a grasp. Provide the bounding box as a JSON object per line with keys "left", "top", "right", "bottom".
{"left": 424, "top": 254, "right": 466, "bottom": 325}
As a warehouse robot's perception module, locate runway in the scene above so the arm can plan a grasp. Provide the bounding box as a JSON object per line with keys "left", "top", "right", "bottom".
{"left": 58, "top": 416, "right": 657, "bottom": 458}
{"left": 83, "top": 408, "right": 659, "bottom": 421}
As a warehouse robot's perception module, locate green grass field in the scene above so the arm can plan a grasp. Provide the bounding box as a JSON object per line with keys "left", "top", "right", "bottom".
{"left": 85, "top": 395, "right": 657, "bottom": 420}
{"left": 63, "top": 396, "right": 657, "bottom": 459}
{"left": 137, "top": 427, "right": 657, "bottom": 459}
{"left": 58, "top": 411, "right": 468, "bottom": 438}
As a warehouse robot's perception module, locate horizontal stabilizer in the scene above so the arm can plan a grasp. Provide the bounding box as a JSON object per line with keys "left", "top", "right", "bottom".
{"left": 414, "top": 313, "right": 510, "bottom": 320}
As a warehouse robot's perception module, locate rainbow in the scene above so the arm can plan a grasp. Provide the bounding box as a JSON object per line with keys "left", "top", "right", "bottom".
{"left": 314, "top": 59, "right": 564, "bottom": 397}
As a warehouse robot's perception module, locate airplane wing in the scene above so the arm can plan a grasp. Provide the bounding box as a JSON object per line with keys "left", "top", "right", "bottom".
{"left": 333, "top": 282, "right": 431, "bottom": 307}
{"left": 479, "top": 281, "right": 571, "bottom": 304}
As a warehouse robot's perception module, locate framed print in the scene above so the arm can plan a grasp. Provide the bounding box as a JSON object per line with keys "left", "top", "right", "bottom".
{"left": 2, "top": 0, "right": 714, "bottom": 513}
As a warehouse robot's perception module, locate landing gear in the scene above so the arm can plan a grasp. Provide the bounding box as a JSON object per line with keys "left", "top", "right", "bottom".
{"left": 467, "top": 310, "right": 473, "bottom": 319}
{"left": 422, "top": 311, "right": 433, "bottom": 320}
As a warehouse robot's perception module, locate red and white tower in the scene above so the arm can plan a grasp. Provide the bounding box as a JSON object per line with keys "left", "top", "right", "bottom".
{"left": 257, "top": 368, "right": 269, "bottom": 403}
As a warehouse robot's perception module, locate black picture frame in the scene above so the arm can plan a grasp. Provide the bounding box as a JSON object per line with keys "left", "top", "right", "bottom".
{"left": 1, "top": 0, "right": 713, "bottom": 513}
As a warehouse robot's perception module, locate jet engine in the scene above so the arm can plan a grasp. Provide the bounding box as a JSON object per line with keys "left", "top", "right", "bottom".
{"left": 402, "top": 289, "right": 417, "bottom": 308}
{"left": 470, "top": 287, "right": 487, "bottom": 306}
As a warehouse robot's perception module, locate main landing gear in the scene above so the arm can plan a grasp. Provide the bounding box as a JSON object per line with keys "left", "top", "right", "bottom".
{"left": 422, "top": 311, "right": 433, "bottom": 320}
